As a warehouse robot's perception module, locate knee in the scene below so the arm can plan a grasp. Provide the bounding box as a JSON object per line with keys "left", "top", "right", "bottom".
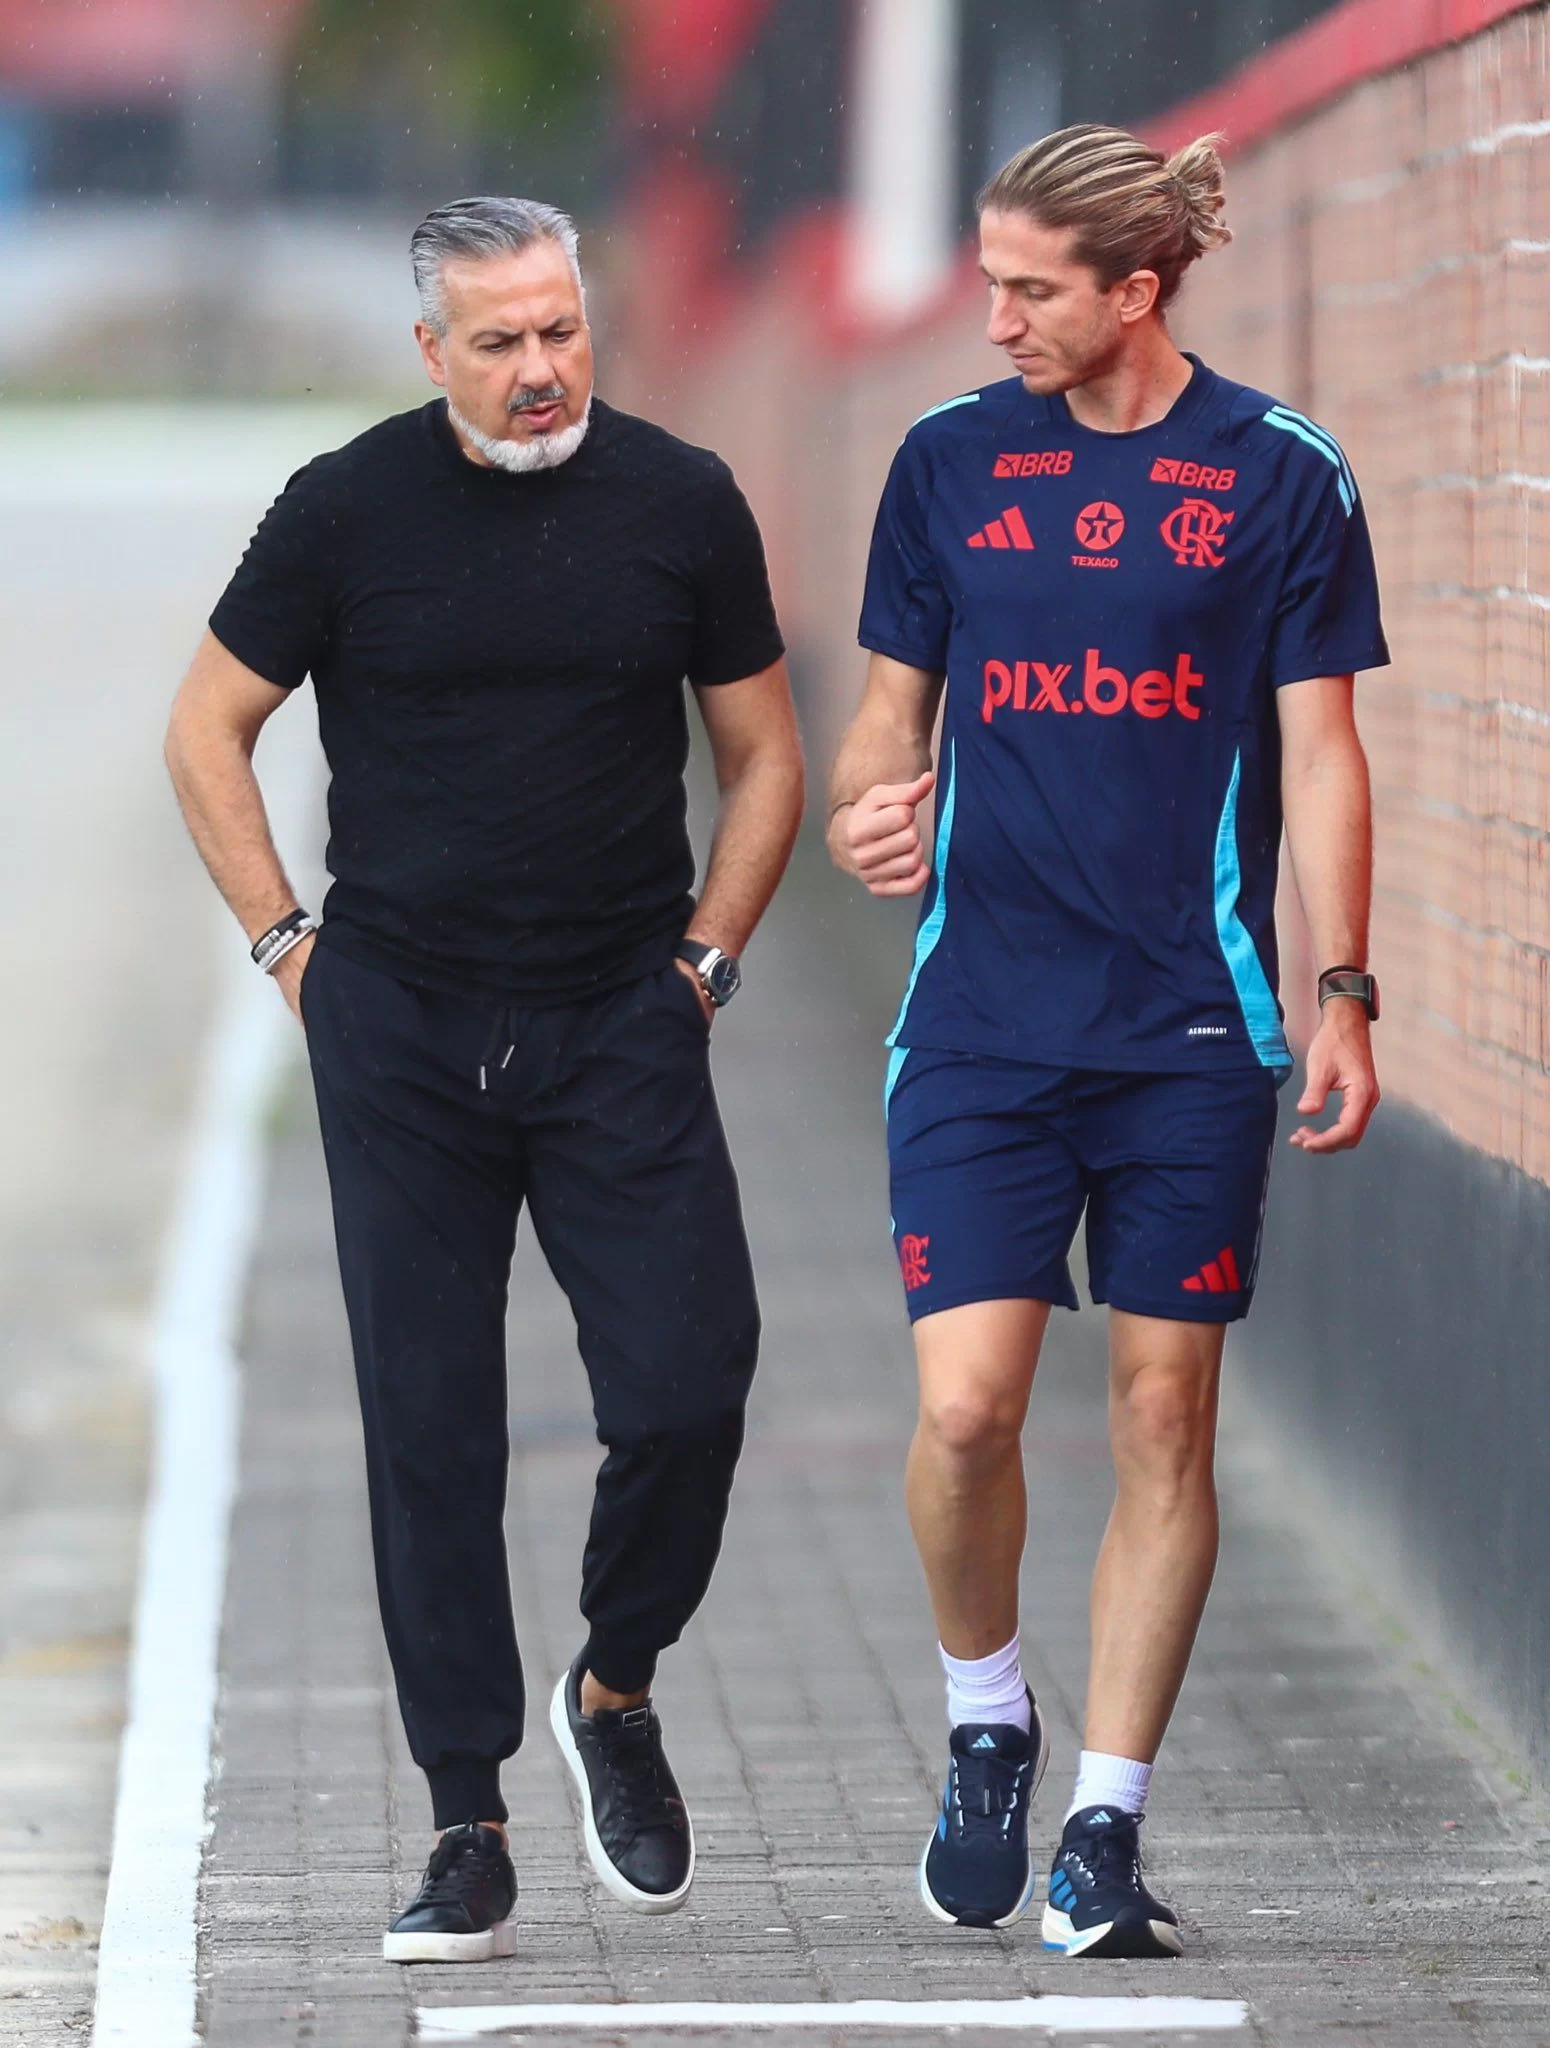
{"left": 1112, "top": 1372, "right": 1216, "bottom": 1494}
{"left": 919, "top": 1381, "right": 1025, "bottom": 1467}
{"left": 598, "top": 1404, "right": 745, "bottom": 1473}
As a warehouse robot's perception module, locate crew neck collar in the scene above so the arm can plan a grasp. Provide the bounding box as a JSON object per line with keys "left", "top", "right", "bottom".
{"left": 1045, "top": 353, "right": 1211, "bottom": 440}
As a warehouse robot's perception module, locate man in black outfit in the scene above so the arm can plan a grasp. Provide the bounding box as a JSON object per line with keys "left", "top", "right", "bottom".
{"left": 165, "top": 197, "right": 804, "bottom": 1961}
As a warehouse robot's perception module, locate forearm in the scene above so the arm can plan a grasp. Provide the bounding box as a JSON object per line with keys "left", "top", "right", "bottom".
{"left": 828, "top": 694, "right": 935, "bottom": 815}
{"left": 1282, "top": 731, "right": 1371, "bottom": 972}
{"left": 687, "top": 749, "right": 805, "bottom": 957}
{"left": 1281, "top": 721, "right": 1380, "bottom": 1151}
{"left": 165, "top": 722, "right": 303, "bottom": 943}
{"left": 825, "top": 657, "right": 943, "bottom": 894}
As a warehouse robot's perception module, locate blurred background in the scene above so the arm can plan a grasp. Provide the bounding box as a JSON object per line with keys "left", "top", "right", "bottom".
{"left": 1, "top": 0, "right": 1547, "bottom": 2033}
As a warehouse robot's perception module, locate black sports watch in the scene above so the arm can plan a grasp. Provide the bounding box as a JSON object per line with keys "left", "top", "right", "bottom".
{"left": 1317, "top": 965, "right": 1380, "bottom": 1021}
{"left": 676, "top": 940, "right": 743, "bottom": 1008}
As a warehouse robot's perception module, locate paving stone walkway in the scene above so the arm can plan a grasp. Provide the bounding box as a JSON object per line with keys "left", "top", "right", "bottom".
{"left": 0, "top": 411, "right": 354, "bottom": 2048}
{"left": 201, "top": 840, "right": 1550, "bottom": 2047}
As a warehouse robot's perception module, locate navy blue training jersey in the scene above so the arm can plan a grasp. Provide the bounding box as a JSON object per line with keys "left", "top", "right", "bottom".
{"left": 858, "top": 356, "right": 1389, "bottom": 1078}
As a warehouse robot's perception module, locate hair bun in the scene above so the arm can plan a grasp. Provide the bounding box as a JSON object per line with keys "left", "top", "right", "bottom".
{"left": 1166, "top": 133, "right": 1232, "bottom": 257}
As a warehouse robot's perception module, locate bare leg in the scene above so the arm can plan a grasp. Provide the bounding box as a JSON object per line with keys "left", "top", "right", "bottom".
{"left": 905, "top": 1299, "right": 1051, "bottom": 1656}
{"left": 429, "top": 1682, "right": 651, "bottom": 1853}
{"left": 445, "top": 1687, "right": 647, "bottom": 1864}
{"left": 582, "top": 1672, "right": 649, "bottom": 1714}
{"left": 1084, "top": 1310, "right": 1226, "bottom": 1761}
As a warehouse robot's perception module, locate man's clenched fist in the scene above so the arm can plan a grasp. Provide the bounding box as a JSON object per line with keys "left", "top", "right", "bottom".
{"left": 829, "top": 771, "right": 936, "bottom": 897}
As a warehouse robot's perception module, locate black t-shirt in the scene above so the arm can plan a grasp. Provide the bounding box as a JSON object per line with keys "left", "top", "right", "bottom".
{"left": 210, "top": 397, "right": 785, "bottom": 1004}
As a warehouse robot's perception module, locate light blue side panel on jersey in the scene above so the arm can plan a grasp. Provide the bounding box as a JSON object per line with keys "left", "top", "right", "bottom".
{"left": 910, "top": 392, "right": 980, "bottom": 428}
{"left": 885, "top": 740, "right": 958, "bottom": 1062}
{"left": 1263, "top": 406, "right": 1355, "bottom": 515}
{"left": 883, "top": 1043, "right": 910, "bottom": 1116}
{"left": 1214, "top": 750, "right": 1292, "bottom": 1070}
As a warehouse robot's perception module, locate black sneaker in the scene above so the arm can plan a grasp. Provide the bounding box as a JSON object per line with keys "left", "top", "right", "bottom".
{"left": 919, "top": 1694, "right": 1049, "bottom": 1928}
{"left": 382, "top": 1821, "right": 518, "bottom": 1963}
{"left": 1042, "top": 1805, "right": 1183, "bottom": 1958}
{"left": 549, "top": 1654, "right": 694, "bottom": 1913}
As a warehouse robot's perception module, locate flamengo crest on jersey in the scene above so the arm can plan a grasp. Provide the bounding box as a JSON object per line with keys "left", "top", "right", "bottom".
{"left": 859, "top": 357, "right": 1389, "bottom": 1075}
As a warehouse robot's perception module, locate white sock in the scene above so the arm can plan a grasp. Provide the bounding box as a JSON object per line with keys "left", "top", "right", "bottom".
{"left": 939, "top": 1634, "right": 1031, "bottom": 1733}
{"left": 1066, "top": 1749, "right": 1153, "bottom": 1822}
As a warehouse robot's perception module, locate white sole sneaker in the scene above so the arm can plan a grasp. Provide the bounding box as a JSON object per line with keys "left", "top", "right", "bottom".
{"left": 917, "top": 1840, "right": 1040, "bottom": 1928}
{"left": 1040, "top": 1904, "right": 1184, "bottom": 1957}
{"left": 382, "top": 1915, "right": 518, "bottom": 1964}
{"left": 548, "top": 1673, "right": 695, "bottom": 1915}
{"left": 918, "top": 1697, "right": 1051, "bottom": 1929}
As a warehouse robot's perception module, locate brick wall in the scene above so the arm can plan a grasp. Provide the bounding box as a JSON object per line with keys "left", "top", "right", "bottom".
{"left": 613, "top": 1, "right": 1550, "bottom": 1184}
{"left": 1180, "top": 2, "right": 1550, "bottom": 1181}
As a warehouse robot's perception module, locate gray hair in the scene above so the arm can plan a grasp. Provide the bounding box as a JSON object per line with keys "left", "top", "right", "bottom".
{"left": 410, "top": 196, "right": 583, "bottom": 335}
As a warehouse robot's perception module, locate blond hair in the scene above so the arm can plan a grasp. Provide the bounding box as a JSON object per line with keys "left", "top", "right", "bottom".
{"left": 978, "top": 123, "right": 1231, "bottom": 309}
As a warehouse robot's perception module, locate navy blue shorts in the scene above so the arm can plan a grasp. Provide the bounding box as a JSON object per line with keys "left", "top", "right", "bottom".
{"left": 885, "top": 1050, "right": 1281, "bottom": 1325}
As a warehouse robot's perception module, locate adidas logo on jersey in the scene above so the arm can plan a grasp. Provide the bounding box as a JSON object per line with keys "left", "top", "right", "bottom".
{"left": 967, "top": 506, "right": 1035, "bottom": 551}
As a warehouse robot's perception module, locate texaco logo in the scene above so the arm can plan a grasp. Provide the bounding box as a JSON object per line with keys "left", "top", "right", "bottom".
{"left": 1074, "top": 500, "right": 1126, "bottom": 550}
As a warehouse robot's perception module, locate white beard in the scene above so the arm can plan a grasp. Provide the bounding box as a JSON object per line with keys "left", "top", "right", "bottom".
{"left": 448, "top": 396, "right": 593, "bottom": 474}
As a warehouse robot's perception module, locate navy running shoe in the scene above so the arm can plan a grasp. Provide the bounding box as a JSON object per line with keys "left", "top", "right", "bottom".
{"left": 919, "top": 1695, "right": 1049, "bottom": 1928}
{"left": 1042, "top": 1805, "right": 1183, "bottom": 1958}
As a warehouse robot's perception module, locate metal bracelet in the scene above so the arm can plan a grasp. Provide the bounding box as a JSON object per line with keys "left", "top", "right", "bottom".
{"left": 251, "top": 907, "right": 311, "bottom": 963}
{"left": 254, "top": 916, "right": 318, "bottom": 974}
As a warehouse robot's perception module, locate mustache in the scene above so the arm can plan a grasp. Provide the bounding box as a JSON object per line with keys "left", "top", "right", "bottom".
{"left": 507, "top": 386, "right": 567, "bottom": 415}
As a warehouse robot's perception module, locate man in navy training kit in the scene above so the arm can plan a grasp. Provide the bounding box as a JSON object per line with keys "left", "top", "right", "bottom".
{"left": 166, "top": 197, "right": 803, "bottom": 1959}
{"left": 829, "top": 124, "right": 1385, "bottom": 1955}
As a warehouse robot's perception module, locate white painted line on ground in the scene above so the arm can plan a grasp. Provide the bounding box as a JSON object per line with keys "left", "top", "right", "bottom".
{"left": 89, "top": 953, "right": 294, "bottom": 2048}
{"left": 415, "top": 1997, "right": 1248, "bottom": 2037}
{"left": 90, "top": 716, "right": 320, "bottom": 2048}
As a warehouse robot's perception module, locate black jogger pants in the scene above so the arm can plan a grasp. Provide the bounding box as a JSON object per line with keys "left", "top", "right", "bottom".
{"left": 301, "top": 942, "right": 760, "bottom": 1827}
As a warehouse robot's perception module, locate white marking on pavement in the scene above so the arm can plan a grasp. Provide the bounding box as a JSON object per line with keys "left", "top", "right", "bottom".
{"left": 415, "top": 1997, "right": 1248, "bottom": 2037}
{"left": 91, "top": 724, "right": 319, "bottom": 2048}
{"left": 89, "top": 961, "right": 292, "bottom": 2047}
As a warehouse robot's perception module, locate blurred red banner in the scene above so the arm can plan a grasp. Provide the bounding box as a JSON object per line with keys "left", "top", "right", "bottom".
{"left": 0, "top": 0, "right": 309, "bottom": 99}
{"left": 612, "top": 0, "right": 778, "bottom": 118}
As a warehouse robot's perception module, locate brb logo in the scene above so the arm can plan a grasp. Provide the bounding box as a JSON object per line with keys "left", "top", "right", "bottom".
{"left": 981, "top": 649, "right": 1205, "bottom": 724}
{"left": 1160, "top": 496, "right": 1234, "bottom": 567}
{"left": 1150, "top": 457, "right": 1236, "bottom": 491}
{"left": 994, "top": 449, "right": 1073, "bottom": 478}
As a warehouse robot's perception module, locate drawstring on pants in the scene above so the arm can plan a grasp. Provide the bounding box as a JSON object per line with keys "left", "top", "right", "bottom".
{"left": 478, "top": 1009, "right": 518, "bottom": 1092}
